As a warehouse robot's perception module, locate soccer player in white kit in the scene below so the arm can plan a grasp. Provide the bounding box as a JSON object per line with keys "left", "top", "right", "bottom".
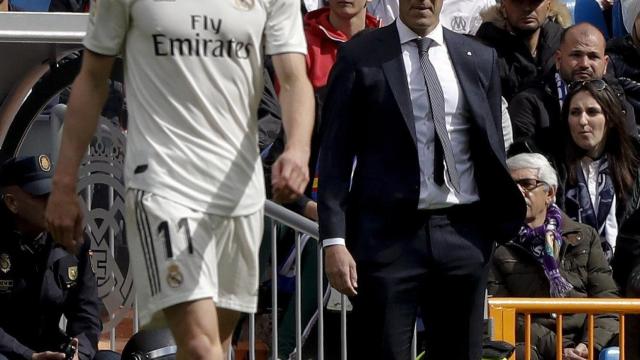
{"left": 44, "top": 0, "right": 315, "bottom": 358}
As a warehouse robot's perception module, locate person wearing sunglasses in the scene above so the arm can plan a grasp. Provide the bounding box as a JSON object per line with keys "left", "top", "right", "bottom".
{"left": 556, "top": 79, "right": 640, "bottom": 263}
{"left": 489, "top": 152, "right": 619, "bottom": 360}
{"left": 508, "top": 22, "right": 637, "bottom": 158}
{"left": 555, "top": 79, "right": 640, "bottom": 358}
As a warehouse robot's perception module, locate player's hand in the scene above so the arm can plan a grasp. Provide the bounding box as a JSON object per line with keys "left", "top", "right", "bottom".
{"left": 46, "top": 184, "right": 84, "bottom": 254}
{"left": 324, "top": 245, "right": 358, "bottom": 296}
{"left": 271, "top": 147, "right": 310, "bottom": 203}
{"left": 32, "top": 352, "right": 66, "bottom": 360}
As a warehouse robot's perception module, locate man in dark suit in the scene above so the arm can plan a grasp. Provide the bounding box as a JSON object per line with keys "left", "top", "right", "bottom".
{"left": 317, "top": 0, "right": 526, "bottom": 358}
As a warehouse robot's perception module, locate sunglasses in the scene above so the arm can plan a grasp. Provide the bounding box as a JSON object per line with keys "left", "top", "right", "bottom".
{"left": 514, "top": 178, "right": 547, "bottom": 192}
{"left": 567, "top": 79, "right": 608, "bottom": 93}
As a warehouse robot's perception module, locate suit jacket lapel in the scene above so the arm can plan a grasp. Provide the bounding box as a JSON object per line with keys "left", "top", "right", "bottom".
{"left": 443, "top": 29, "right": 486, "bottom": 134}
{"left": 445, "top": 29, "right": 508, "bottom": 158}
{"left": 380, "top": 23, "right": 417, "bottom": 145}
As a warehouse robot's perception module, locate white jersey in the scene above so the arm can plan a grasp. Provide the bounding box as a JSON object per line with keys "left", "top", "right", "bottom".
{"left": 84, "top": 0, "right": 306, "bottom": 216}
{"left": 440, "top": 0, "right": 496, "bottom": 35}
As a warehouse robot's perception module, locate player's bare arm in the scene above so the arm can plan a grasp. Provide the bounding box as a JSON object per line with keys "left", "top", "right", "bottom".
{"left": 270, "top": 52, "right": 314, "bottom": 203}
{"left": 46, "top": 50, "right": 116, "bottom": 253}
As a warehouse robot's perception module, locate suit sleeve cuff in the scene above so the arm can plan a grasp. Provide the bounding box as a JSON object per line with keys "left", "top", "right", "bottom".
{"left": 322, "top": 238, "right": 346, "bottom": 248}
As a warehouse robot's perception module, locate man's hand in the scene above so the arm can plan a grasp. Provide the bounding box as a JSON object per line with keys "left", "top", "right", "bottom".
{"left": 45, "top": 183, "right": 84, "bottom": 254}
{"left": 271, "top": 147, "right": 310, "bottom": 203}
{"left": 562, "top": 343, "right": 588, "bottom": 360}
{"left": 71, "top": 338, "right": 79, "bottom": 360}
{"left": 31, "top": 352, "right": 66, "bottom": 360}
{"left": 324, "top": 245, "right": 358, "bottom": 296}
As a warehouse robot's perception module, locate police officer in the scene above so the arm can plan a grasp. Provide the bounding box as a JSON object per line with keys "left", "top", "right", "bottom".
{"left": 0, "top": 155, "right": 101, "bottom": 360}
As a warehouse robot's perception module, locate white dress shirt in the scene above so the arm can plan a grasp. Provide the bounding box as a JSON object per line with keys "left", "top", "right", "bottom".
{"left": 397, "top": 19, "right": 479, "bottom": 209}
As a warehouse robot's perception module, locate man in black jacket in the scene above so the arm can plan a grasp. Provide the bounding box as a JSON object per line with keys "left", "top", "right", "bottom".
{"left": 0, "top": 155, "right": 102, "bottom": 360}
{"left": 508, "top": 22, "right": 638, "bottom": 157}
{"left": 476, "top": 0, "right": 568, "bottom": 101}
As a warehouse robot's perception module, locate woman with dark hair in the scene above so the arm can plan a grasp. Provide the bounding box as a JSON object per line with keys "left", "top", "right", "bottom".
{"left": 557, "top": 79, "right": 640, "bottom": 265}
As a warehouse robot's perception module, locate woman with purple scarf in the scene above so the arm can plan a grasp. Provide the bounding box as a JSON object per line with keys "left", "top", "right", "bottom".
{"left": 488, "top": 153, "right": 619, "bottom": 360}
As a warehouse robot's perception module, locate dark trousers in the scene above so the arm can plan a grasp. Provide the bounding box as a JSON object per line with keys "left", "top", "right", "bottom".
{"left": 347, "top": 204, "right": 492, "bottom": 360}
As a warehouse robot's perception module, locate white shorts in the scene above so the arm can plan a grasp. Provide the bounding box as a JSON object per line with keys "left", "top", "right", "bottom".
{"left": 125, "top": 189, "right": 264, "bottom": 326}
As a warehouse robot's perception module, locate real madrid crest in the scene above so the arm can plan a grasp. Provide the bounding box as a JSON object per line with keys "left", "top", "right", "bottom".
{"left": 234, "top": 0, "right": 255, "bottom": 11}
{"left": 38, "top": 154, "right": 51, "bottom": 172}
{"left": 0, "top": 254, "right": 10, "bottom": 274}
{"left": 167, "top": 263, "right": 184, "bottom": 288}
{"left": 68, "top": 266, "right": 78, "bottom": 281}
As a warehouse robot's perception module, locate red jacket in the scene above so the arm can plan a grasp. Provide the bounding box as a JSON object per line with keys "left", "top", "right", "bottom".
{"left": 304, "top": 7, "right": 381, "bottom": 90}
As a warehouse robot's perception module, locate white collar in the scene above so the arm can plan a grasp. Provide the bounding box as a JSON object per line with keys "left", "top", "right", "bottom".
{"left": 396, "top": 17, "right": 444, "bottom": 47}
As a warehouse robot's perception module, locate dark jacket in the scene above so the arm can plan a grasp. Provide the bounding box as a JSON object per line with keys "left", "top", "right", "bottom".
{"left": 607, "top": 35, "right": 640, "bottom": 83}
{"left": 489, "top": 214, "right": 619, "bottom": 358}
{"left": 508, "top": 70, "right": 638, "bottom": 157}
{"left": 0, "top": 231, "right": 101, "bottom": 360}
{"left": 607, "top": 35, "right": 640, "bottom": 122}
{"left": 613, "top": 209, "right": 640, "bottom": 295}
{"left": 318, "top": 24, "right": 525, "bottom": 246}
{"left": 476, "top": 7, "right": 565, "bottom": 101}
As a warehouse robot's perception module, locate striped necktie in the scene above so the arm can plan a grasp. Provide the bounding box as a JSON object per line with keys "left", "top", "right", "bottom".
{"left": 414, "top": 37, "right": 460, "bottom": 192}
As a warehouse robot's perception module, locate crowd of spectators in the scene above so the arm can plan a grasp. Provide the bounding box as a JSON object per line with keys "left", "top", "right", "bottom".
{"left": 260, "top": 0, "right": 640, "bottom": 359}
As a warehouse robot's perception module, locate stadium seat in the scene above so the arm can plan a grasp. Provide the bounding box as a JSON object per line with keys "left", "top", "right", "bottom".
{"left": 599, "top": 346, "right": 619, "bottom": 360}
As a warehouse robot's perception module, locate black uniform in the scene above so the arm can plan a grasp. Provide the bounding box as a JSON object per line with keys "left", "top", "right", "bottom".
{"left": 0, "top": 229, "right": 101, "bottom": 360}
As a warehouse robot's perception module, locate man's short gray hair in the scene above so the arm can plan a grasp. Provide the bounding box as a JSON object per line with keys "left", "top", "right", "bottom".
{"left": 506, "top": 153, "right": 558, "bottom": 189}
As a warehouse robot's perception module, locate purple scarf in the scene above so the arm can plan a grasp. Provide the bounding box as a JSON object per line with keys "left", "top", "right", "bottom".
{"left": 516, "top": 204, "right": 574, "bottom": 297}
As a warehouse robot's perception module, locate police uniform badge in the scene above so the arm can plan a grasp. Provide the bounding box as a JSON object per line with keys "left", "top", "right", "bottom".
{"left": 167, "top": 263, "right": 183, "bottom": 288}
{"left": 0, "top": 254, "right": 10, "bottom": 274}
{"left": 68, "top": 266, "right": 78, "bottom": 281}
{"left": 38, "top": 154, "right": 51, "bottom": 172}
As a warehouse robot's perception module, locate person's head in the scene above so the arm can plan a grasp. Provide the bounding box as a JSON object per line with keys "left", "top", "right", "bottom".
{"left": 555, "top": 23, "right": 609, "bottom": 82}
{"left": 563, "top": 80, "right": 626, "bottom": 158}
{"left": 507, "top": 153, "right": 558, "bottom": 228}
{"left": 398, "top": 0, "right": 443, "bottom": 36}
{"left": 0, "top": 155, "right": 53, "bottom": 237}
{"left": 501, "top": 0, "right": 551, "bottom": 35}
{"left": 328, "top": 0, "right": 369, "bottom": 22}
{"left": 562, "top": 80, "right": 639, "bottom": 201}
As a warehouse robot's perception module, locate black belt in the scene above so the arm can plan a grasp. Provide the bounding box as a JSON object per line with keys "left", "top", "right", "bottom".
{"left": 418, "top": 201, "right": 481, "bottom": 218}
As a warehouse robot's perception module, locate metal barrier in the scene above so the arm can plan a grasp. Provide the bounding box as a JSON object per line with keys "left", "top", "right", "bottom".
{"left": 261, "top": 199, "right": 347, "bottom": 360}
{"left": 488, "top": 297, "right": 640, "bottom": 360}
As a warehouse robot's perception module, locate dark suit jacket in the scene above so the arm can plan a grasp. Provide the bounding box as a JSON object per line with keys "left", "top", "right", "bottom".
{"left": 317, "top": 23, "right": 525, "bottom": 262}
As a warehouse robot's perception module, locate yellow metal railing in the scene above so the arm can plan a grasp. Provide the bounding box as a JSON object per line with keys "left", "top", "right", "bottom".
{"left": 488, "top": 298, "right": 640, "bottom": 360}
